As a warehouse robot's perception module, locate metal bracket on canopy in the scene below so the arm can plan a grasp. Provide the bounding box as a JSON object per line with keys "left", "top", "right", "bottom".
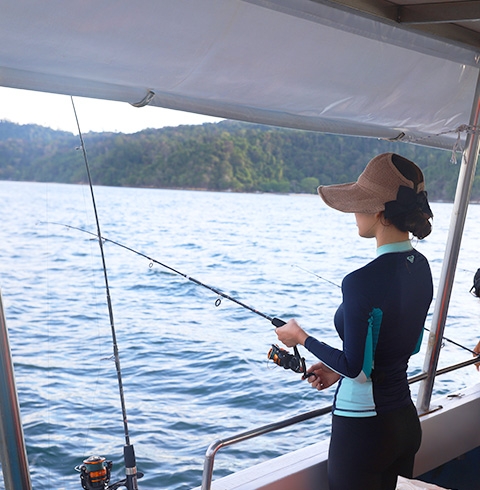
{"left": 384, "top": 131, "right": 406, "bottom": 142}
{"left": 130, "top": 90, "right": 155, "bottom": 108}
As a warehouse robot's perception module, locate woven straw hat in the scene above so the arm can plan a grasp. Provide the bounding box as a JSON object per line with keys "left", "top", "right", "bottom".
{"left": 317, "top": 153, "right": 425, "bottom": 214}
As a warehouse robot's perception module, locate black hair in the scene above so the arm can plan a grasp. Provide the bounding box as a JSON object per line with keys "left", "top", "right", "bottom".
{"left": 385, "top": 154, "right": 433, "bottom": 240}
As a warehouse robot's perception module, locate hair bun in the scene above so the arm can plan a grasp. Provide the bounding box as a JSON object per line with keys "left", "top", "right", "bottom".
{"left": 384, "top": 186, "right": 433, "bottom": 239}
{"left": 384, "top": 186, "right": 433, "bottom": 220}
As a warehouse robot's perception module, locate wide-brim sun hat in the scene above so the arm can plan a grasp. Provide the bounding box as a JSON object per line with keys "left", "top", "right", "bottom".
{"left": 317, "top": 153, "right": 425, "bottom": 214}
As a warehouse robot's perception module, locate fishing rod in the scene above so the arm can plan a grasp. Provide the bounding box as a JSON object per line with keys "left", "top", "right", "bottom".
{"left": 45, "top": 220, "right": 311, "bottom": 378}
{"left": 70, "top": 98, "right": 141, "bottom": 490}
{"left": 47, "top": 223, "right": 283, "bottom": 325}
{"left": 293, "top": 264, "right": 480, "bottom": 357}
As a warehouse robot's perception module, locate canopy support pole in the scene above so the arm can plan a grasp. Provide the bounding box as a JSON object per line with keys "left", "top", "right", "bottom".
{"left": 417, "top": 69, "right": 480, "bottom": 414}
{"left": 0, "top": 289, "right": 32, "bottom": 489}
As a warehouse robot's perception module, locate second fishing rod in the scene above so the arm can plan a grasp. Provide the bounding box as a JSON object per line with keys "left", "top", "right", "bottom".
{"left": 45, "top": 222, "right": 312, "bottom": 379}
{"left": 293, "top": 264, "right": 480, "bottom": 358}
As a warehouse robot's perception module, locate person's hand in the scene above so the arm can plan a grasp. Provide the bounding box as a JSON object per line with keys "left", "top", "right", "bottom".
{"left": 474, "top": 341, "right": 480, "bottom": 371}
{"left": 275, "top": 319, "right": 309, "bottom": 347}
{"left": 307, "top": 362, "right": 341, "bottom": 390}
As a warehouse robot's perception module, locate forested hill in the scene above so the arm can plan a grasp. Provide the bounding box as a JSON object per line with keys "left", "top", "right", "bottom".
{"left": 0, "top": 119, "right": 476, "bottom": 201}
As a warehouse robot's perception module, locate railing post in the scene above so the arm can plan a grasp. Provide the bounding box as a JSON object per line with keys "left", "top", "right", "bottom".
{"left": 417, "top": 69, "right": 480, "bottom": 413}
{"left": 0, "top": 289, "right": 32, "bottom": 489}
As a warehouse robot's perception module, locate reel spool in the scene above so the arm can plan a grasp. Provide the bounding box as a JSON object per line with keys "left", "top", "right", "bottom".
{"left": 78, "top": 455, "right": 112, "bottom": 490}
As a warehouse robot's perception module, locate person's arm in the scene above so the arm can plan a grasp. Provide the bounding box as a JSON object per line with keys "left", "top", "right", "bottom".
{"left": 275, "top": 275, "right": 371, "bottom": 379}
{"left": 307, "top": 275, "right": 371, "bottom": 379}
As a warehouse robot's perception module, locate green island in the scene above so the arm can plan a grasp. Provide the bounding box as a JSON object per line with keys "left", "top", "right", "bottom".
{"left": 1, "top": 119, "right": 478, "bottom": 202}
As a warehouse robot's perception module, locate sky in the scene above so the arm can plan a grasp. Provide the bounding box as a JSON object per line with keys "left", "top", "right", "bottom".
{"left": 0, "top": 86, "right": 223, "bottom": 134}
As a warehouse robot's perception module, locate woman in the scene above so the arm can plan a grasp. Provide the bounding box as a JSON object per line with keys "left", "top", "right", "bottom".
{"left": 276, "top": 153, "right": 434, "bottom": 490}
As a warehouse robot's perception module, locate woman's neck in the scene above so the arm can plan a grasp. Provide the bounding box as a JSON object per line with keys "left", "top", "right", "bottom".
{"left": 375, "top": 226, "right": 409, "bottom": 248}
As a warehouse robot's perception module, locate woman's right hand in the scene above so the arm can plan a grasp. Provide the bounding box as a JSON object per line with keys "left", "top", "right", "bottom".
{"left": 307, "top": 362, "right": 341, "bottom": 390}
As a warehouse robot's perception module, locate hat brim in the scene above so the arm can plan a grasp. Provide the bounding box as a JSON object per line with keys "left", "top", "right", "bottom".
{"left": 317, "top": 183, "right": 385, "bottom": 214}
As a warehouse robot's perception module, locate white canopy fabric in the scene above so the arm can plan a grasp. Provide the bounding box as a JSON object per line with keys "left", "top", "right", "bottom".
{"left": 1, "top": 0, "right": 480, "bottom": 149}
{"left": 396, "top": 476, "right": 449, "bottom": 489}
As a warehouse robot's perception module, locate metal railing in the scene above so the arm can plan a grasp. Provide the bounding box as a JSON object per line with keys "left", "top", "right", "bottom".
{"left": 201, "top": 405, "right": 332, "bottom": 490}
{"left": 201, "top": 354, "right": 480, "bottom": 490}
{"left": 408, "top": 356, "right": 480, "bottom": 384}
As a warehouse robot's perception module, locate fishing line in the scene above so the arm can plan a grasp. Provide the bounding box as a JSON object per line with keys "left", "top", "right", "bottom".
{"left": 292, "top": 264, "right": 479, "bottom": 357}
{"left": 292, "top": 265, "right": 341, "bottom": 289}
{"left": 71, "top": 97, "right": 140, "bottom": 490}
{"left": 42, "top": 183, "right": 53, "bottom": 487}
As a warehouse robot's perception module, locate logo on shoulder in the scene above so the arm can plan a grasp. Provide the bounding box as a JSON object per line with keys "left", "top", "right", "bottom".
{"left": 407, "top": 255, "right": 415, "bottom": 264}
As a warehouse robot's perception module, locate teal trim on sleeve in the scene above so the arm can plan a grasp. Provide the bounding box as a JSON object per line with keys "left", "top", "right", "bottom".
{"left": 413, "top": 328, "right": 424, "bottom": 355}
{"left": 362, "top": 326, "right": 373, "bottom": 379}
{"left": 362, "top": 308, "right": 383, "bottom": 378}
{"left": 334, "top": 308, "right": 383, "bottom": 417}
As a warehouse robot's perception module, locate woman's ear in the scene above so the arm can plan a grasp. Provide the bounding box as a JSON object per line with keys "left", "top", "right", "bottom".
{"left": 378, "top": 211, "right": 391, "bottom": 226}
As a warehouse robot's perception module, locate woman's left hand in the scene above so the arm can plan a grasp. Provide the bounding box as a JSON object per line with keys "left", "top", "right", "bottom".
{"left": 307, "top": 362, "right": 341, "bottom": 390}
{"left": 275, "top": 319, "right": 309, "bottom": 347}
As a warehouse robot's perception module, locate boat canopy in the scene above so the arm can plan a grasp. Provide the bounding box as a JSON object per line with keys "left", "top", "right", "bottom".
{"left": 1, "top": 0, "right": 480, "bottom": 149}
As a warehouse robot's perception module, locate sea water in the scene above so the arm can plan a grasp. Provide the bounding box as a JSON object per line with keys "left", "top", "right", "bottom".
{"left": 0, "top": 180, "right": 479, "bottom": 489}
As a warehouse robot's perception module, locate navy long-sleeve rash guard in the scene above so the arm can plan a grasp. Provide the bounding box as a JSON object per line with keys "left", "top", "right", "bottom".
{"left": 304, "top": 240, "right": 433, "bottom": 417}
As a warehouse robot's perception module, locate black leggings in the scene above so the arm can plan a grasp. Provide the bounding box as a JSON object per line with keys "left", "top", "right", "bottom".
{"left": 328, "top": 403, "right": 422, "bottom": 490}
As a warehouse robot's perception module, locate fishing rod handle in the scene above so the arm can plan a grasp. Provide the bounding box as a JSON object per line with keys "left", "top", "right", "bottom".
{"left": 124, "top": 444, "right": 139, "bottom": 490}
{"left": 271, "top": 318, "right": 286, "bottom": 327}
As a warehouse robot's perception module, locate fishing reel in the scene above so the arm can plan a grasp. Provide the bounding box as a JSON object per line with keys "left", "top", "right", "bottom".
{"left": 78, "top": 456, "right": 112, "bottom": 490}
{"left": 268, "top": 344, "right": 302, "bottom": 373}
{"left": 268, "top": 344, "right": 313, "bottom": 379}
{"left": 77, "top": 453, "right": 144, "bottom": 490}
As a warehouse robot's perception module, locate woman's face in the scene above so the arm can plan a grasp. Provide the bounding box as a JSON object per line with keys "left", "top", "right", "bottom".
{"left": 354, "top": 212, "right": 380, "bottom": 238}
